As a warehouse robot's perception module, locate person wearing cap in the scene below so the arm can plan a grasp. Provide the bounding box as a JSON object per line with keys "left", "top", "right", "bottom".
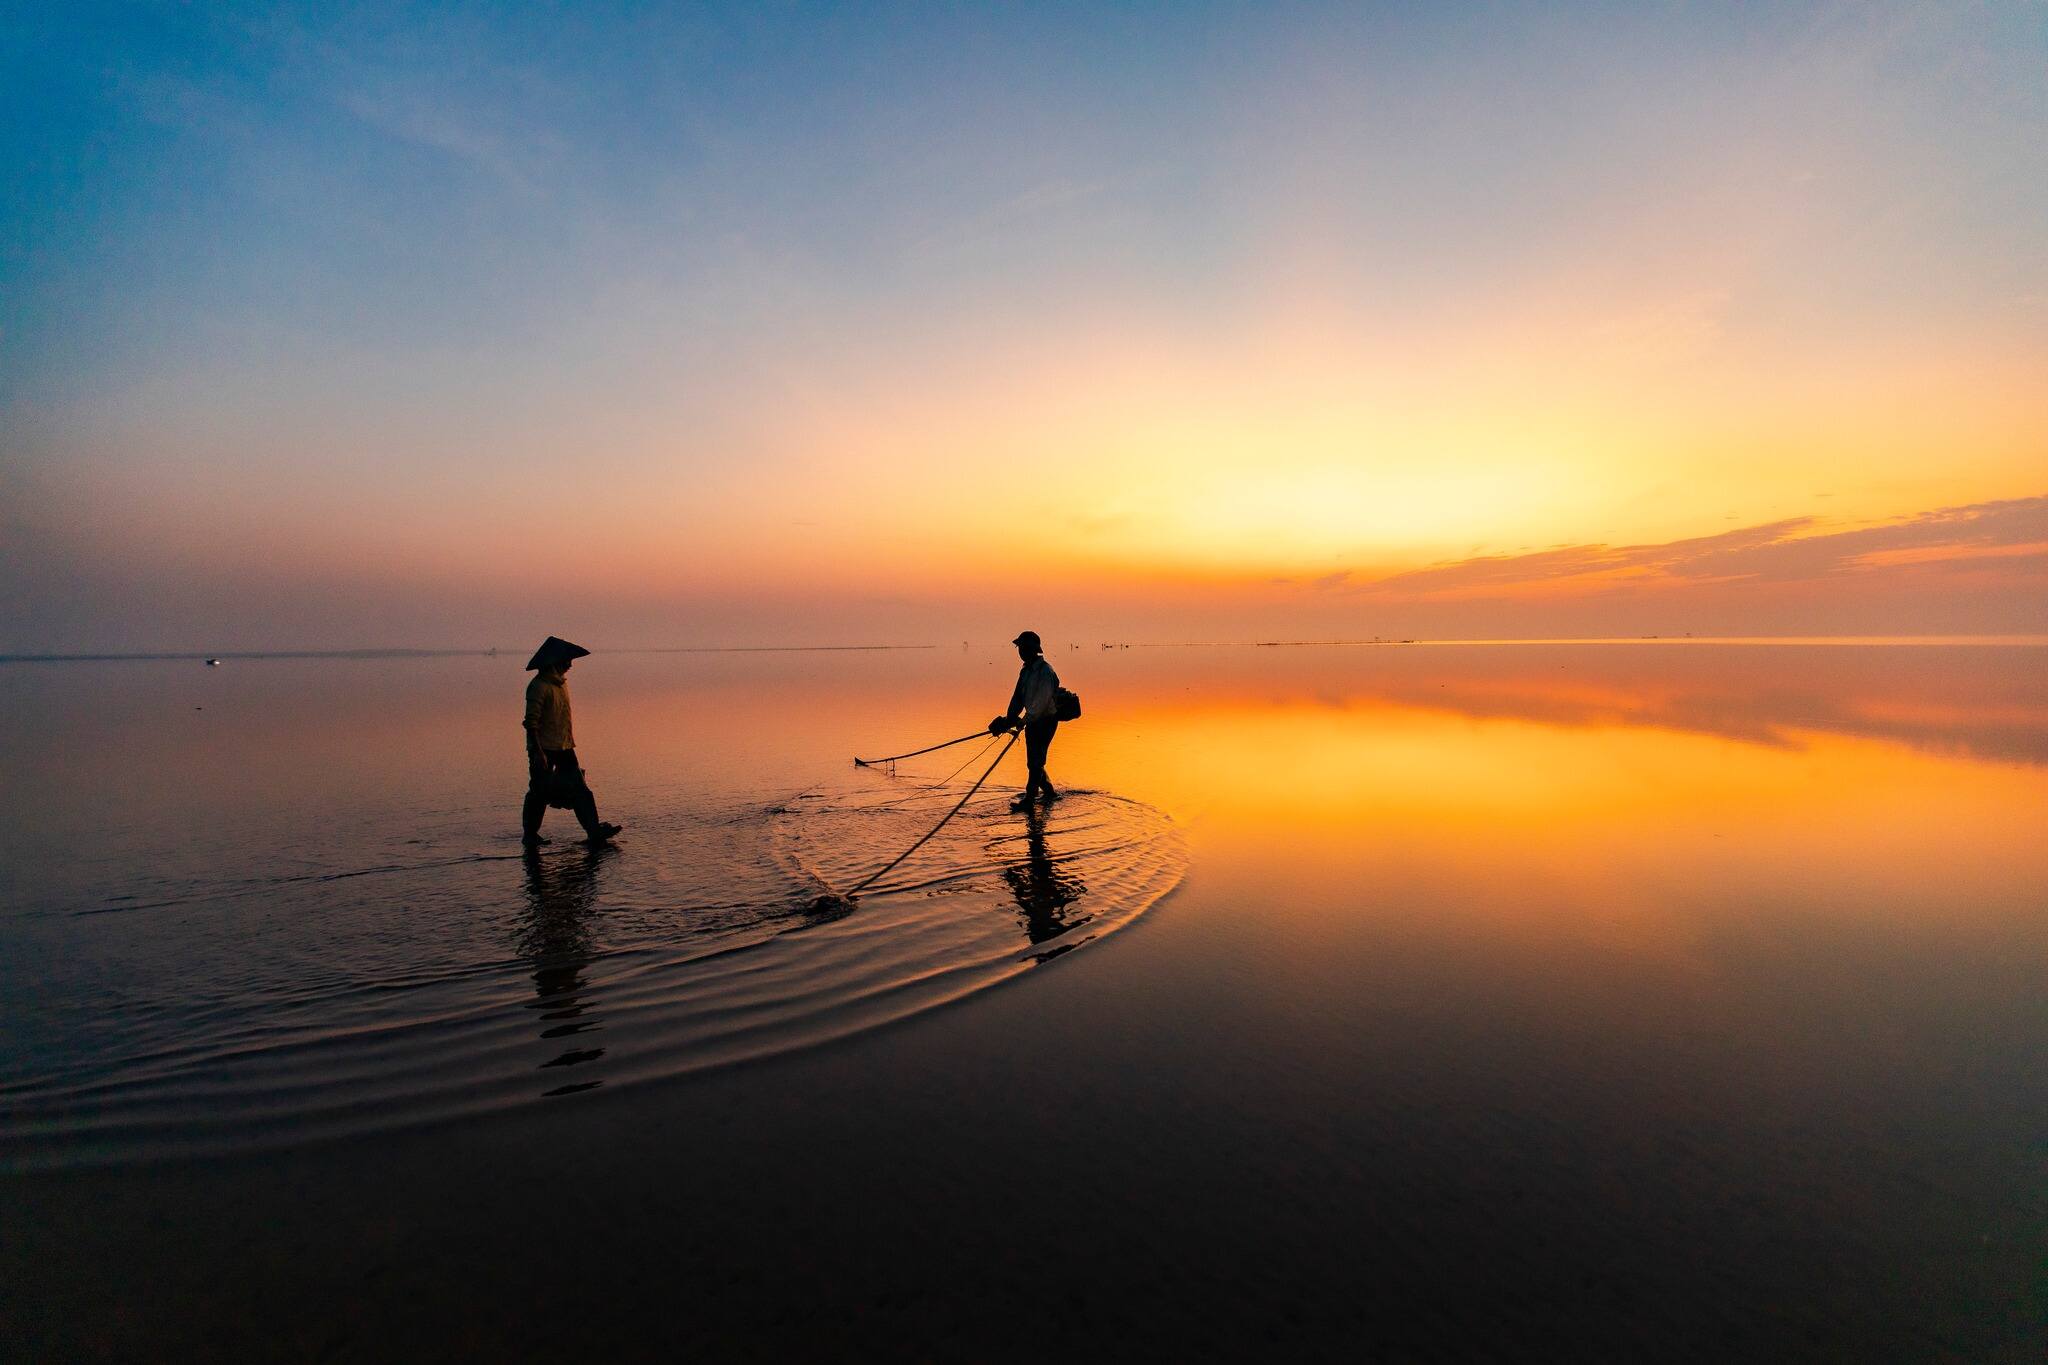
{"left": 522, "top": 636, "right": 623, "bottom": 846}
{"left": 990, "top": 630, "right": 1061, "bottom": 810}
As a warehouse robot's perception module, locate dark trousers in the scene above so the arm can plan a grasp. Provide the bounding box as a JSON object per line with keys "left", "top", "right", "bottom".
{"left": 524, "top": 748, "right": 601, "bottom": 837}
{"left": 1023, "top": 718, "right": 1058, "bottom": 799}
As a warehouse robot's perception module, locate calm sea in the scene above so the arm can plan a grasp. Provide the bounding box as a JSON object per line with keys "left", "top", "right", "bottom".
{"left": 2, "top": 640, "right": 2042, "bottom": 1199}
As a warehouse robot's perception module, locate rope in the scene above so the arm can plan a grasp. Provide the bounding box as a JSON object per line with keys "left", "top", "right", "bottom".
{"left": 854, "top": 729, "right": 990, "bottom": 767}
{"left": 855, "top": 732, "right": 1004, "bottom": 811}
{"left": 843, "top": 730, "right": 1019, "bottom": 896}
{"left": 776, "top": 729, "right": 990, "bottom": 815}
{"left": 930, "top": 734, "right": 1002, "bottom": 787}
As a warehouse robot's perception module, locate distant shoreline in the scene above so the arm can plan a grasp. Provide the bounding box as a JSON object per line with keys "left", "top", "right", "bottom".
{"left": 1115, "top": 635, "right": 2048, "bottom": 649}
{"left": 4, "top": 635, "right": 2043, "bottom": 663}
{"left": 1410, "top": 635, "right": 2048, "bottom": 647}
{"left": 0, "top": 645, "right": 943, "bottom": 663}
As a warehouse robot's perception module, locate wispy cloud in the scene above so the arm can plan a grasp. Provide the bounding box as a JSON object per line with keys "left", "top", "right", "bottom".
{"left": 335, "top": 83, "right": 559, "bottom": 194}
{"left": 906, "top": 178, "right": 1103, "bottom": 261}
{"left": 1349, "top": 497, "right": 2048, "bottom": 601}
{"left": 1587, "top": 288, "right": 1731, "bottom": 364}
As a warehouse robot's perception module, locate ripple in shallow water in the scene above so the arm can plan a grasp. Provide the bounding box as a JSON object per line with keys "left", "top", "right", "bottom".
{"left": 0, "top": 783, "right": 1186, "bottom": 1169}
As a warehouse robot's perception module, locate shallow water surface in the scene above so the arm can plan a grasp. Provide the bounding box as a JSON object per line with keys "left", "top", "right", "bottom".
{"left": 2, "top": 640, "right": 2043, "bottom": 1210}
{"left": 0, "top": 651, "right": 1186, "bottom": 1167}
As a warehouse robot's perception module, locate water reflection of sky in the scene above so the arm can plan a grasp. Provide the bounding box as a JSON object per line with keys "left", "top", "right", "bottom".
{"left": 1, "top": 643, "right": 2041, "bottom": 1167}
{"left": 1084, "top": 641, "right": 2048, "bottom": 766}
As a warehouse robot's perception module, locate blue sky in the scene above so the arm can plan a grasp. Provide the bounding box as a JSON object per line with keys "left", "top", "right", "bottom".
{"left": 3, "top": 2, "right": 2043, "bottom": 648}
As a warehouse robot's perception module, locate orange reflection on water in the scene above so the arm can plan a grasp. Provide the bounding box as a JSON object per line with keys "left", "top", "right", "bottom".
{"left": 5, "top": 642, "right": 2041, "bottom": 1011}
{"left": 1031, "top": 644, "right": 2048, "bottom": 971}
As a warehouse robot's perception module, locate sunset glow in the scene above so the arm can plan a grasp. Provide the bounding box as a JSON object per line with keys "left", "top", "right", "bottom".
{"left": 4, "top": 3, "right": 2043, "bottom": 650}
{"left": 8, "top": 8, "right": 2045, "bottom": 1355}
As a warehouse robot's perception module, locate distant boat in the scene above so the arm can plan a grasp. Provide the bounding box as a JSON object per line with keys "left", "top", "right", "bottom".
{"left": 205, "top": 658, "right": 222, "bottom": 666}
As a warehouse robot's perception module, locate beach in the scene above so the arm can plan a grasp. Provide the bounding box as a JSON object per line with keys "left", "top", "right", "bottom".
{"left": 2, "top": 642, "right": 2041, "bottom": 1359}
{"left": 11, "top": 4, "right": 2047, "bottom": 1356}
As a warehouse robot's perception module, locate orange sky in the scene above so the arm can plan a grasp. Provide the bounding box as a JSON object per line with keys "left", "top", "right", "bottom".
{"left": 4, "top": 3, "right": 2043, "bottom": 650}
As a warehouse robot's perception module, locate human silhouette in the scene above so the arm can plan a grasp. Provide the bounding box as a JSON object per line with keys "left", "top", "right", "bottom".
{"left": 521, "top": 636, "right": 623, "bottom": 846}
{"left": 990, "top": 629, "right": 1061, "bottom": 810}
{"left": 1000, "top": 805, "right": 1087, "bottom": 945}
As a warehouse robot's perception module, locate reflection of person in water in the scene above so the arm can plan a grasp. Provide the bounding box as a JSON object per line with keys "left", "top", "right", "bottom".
{"left": 518, "top": 844, "right": 609, "bottom": 1091}
{"left": 1000, "top": 806, "right": 1087, "bottom": 945}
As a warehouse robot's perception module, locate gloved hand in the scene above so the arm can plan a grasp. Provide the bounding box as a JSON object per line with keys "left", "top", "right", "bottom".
{"left": 989, "top": 716, "right": 1013, "bottom": 736}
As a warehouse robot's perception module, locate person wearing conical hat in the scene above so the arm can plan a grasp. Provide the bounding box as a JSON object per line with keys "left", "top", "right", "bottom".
{"left": 521, "top": 636, "right": 622, "bottom": 846}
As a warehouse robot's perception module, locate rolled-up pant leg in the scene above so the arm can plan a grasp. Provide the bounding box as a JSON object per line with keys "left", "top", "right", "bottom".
{"left": 523, "top": 750, "right": 549, "bottom": 835}
{"left": 1023, "top": 719, "right": 1058, "bottom": 799}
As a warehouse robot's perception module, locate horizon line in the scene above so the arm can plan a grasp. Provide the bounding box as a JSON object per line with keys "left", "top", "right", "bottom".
{"left": 0, "top": 645, "right": 943, "bottom": 664}
{"left": 5, "top": 634, "right": 2045, "bottom": 664}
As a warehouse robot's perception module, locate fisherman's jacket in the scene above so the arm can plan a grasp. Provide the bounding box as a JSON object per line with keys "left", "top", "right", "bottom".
{"left": 1008, "top": 657, "right": 1061, "bottom": 725}
{"left": 524, "top": 668, "right": 576, "bottom": 750}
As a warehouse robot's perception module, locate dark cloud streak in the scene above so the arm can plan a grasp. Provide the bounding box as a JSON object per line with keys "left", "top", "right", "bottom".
{"left": 1356, "top": 497, "right": 2047, "bottom": 599}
